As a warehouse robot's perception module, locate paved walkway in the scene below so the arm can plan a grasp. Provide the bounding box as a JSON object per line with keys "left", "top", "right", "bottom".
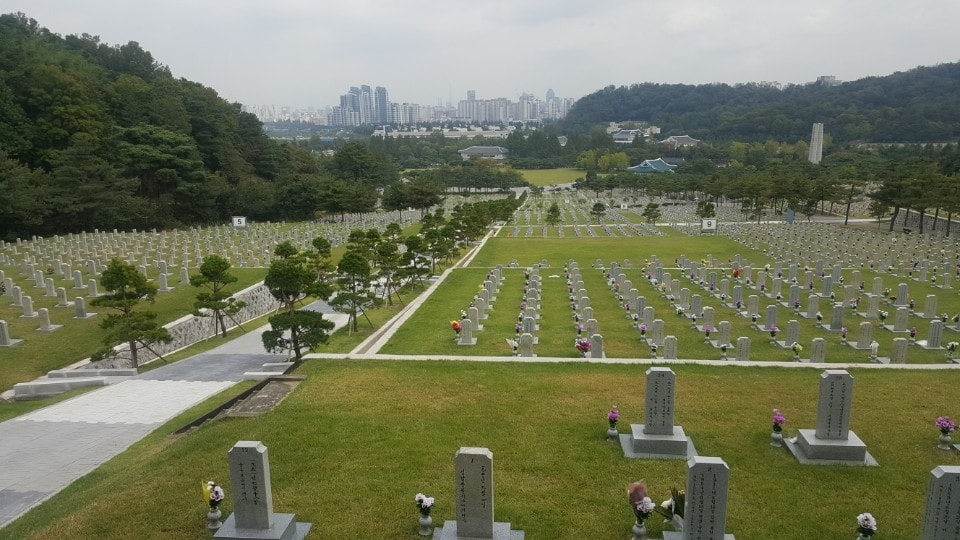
{"left": 0, "top": 302, "right": 348, "bottom": 530}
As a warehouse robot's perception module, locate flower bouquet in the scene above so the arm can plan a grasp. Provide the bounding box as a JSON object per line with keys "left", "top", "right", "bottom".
{"left": 639, "top": 324, "right": 647, "bottom": 337}
{"left": 415, "top": 492, "right": 436, "bottom": 535}
{"left": 947, "top": 341, "right": 958, "bottom": 359}
{"left": 856, "top": 512, "right": 877, "bottom": 538}
{"left": 628, "top": 482, "right": 656, "bottom": 535}
{"left": 704, "top": 325, "right": 712, "bottom": 340}
{"left": 204, "top": 481, "right": 225, "bottom": 510}
{"left": 769, "top": 325, "right": 779, "bottom": 341}
{"left": 910, "top": 327, "right": 917, "bottom": 340}
{"left": 450, "top": 320, "right": 461, "bottom": 339}
{"left": 415, "top": 493, "right": 435, "bottom": 517}
{"left": 878, "top": 310, "right": 888, "bottom": 324}
{"left": 575, "top": 337, "right": 592, "bottom": 356}
{"left": 937, "top": 415, "right": 955, "bottom": 433}
{"left": 791, "top": 342, "right": 802, "bottom": 359}
{"left": 655, "top": 487, "right": 685, "bottom": 531}
{"left": 603, "top": 404, "right": 619, "bottom": 433}
{"left": 772, "top": 409, "right": 786, "bottom": 432}
{"left": 841, "top": 327, "right": 848, "bottom": 341}
{"left": 937, "top": 416, "right": 956, "bottom": 449}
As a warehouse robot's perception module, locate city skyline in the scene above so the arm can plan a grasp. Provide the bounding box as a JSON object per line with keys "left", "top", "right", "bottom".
{"left": 245, "top": 85, "right": 577, "bottom": 125}
{"left": 3, "top": 1, "right": 960, "bottom": 109}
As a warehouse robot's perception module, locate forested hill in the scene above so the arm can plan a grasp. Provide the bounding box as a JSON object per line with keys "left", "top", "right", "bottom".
{"left": 565, "top": 62, "right": 960, "bottom": 144}
{"left": 0, "top": 13, "right": 319, "bottom": 238}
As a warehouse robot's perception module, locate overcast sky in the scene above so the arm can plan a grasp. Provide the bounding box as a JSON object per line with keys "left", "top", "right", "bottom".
{"left": 5, "top": 1, "right": 960, "bottom": 109}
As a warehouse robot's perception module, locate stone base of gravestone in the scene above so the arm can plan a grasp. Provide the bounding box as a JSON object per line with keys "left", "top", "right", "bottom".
{"left": 0, "top": 339, "right": 23, "bottom": 348}
{"left": 915, "top": 340, "right": 945, "bottom": 350}
{"left": 434, "top": 521, "right": 525, "bottom": 540}
{"left": 37, "top": 323, "right": 62, "bottom": 333}
{"left": 881, "top": 324, "right": 909, "bottom": 334}
{"left": 214, "top": 513, "right": 311, "bottom": 540}
{"left": 844, "top": 340, "right": 874, "bottom": 350}
{"left": 619, "top": 427, "right": 697, "bottom": 460}
{"left": 784, "top": 430, "right": 878, "bottom": 467}
{"left": 457, "top": 337, "right": 477, "bottom": 346}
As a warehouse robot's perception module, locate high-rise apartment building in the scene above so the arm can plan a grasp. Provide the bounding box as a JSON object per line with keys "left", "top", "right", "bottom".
{"left": 374, "top": 86, "right": 389, "bottom": 124}
{"left": 327, "top": 85, "right": 572, "bottom": 126}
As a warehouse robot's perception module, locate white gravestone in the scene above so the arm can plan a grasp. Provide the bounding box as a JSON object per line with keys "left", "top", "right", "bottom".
{"left": 458, "top": 318, "right": 477, "bottom": 346}
{"left": 435, "top": 447, "right": 524, "bottom": 540}
{"left": 921, "top": 465, "right": 960, "bottom": 540}
{"left": 589, "top": 333, "right": 603, "bottom": 359}
{"left": 214, "top": 441, "right": 311, "bottom": 540}
{"left": 621, "top": 367, "right": 696, "bottom": 459}
{"left": 663, "top": 456, "right": 736, "bottom": 540}
{"left": 0, "top": 320, "right": 23, "bottom": 347}
{"left": 786, "top": 370, "right": 876, "bottom": 466}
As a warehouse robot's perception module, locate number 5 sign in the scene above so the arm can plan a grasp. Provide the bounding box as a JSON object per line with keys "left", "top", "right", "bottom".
{"left": 232, "top": 216, "right": 247, "bottom": 228}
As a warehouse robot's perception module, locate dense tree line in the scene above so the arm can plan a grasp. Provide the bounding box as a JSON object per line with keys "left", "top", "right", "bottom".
{"left": 565, "top": 63, "right": 960, "bottom": 144}
{"left": 579, "top": 141, "right": 960, "bottom": 234}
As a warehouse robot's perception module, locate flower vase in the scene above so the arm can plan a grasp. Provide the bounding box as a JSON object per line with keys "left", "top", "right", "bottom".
{"left": 418, "top": 514, "right": 433, "bottom": 536}
{"left": 939, "top": 432, "right": 953, "bottom": 451}
{"left": 207, "top": 507, "right": 223, "bottom": 530}
{"left": 857, "top": 534, "right": 874, "bottom": 540}
{"left": 671, "top": 514, "right": 684, "bottom": 532}
{"left": 607, "top": 426, "right": 619, "bottom": 442}
{"left": 631, "top": 519, "right": 646, "bottom": 540}
{"left": 771, "top": 431, "right": 783, "bottom": 448}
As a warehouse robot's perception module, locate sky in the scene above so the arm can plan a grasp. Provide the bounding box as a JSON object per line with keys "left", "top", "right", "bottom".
{"left": 4, "top": 1, "right": 960, "bottom": 109}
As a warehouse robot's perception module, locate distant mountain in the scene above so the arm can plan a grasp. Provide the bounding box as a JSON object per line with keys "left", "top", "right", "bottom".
{"left": 565, "top": 62, "right": 960, "bottom": 144}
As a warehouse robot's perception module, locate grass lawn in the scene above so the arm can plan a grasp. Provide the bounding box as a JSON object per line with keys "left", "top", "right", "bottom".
{"left": 6, "top": 217, "right": 960, "bottom": 539}
{"left": 389, "top": 235, "right": 960, "bottom": 364}
{"left": 519, "top": 168, "right": 584, "bottom": 186}
{"left": 5, "top": 361, "right": 959, "bottom": 539}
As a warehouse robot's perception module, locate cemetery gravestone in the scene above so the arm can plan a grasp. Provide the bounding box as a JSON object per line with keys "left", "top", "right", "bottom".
{"left": 921, "top": 466, "right": 960, "bottom": 540}
{"left": 435, "top": 447, "right": 524, "bottom": 540}
{"left": 890, "top": 338, "right": 909, "bottom": 364}
{"left": 662, "top": 456, "right": 736, "bottom": 540}
{"left": 214, "top": 441, "right": 311, "bottom": 540}
{"left": 786, "top": 370, "right": 876, "bottom": 466}
{"left": 0, "top": 320, "right": 22, "bottom": 347}
{"left": 458, "top": 319, "right": 476, "bottom": 346}
{"left": 589, "top": 333, "right": 603, "bottom": 359}
{"left": 735, "top": 337, "right": 750, "bottom": 362}
{"left": 621, "top": 367, "right": 696, "bottom": 459}
{"left": 663, "top": 335, "right": 678, "bottom": 360}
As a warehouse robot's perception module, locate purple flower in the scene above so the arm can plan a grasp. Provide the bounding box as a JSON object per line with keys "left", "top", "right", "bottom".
{"left": 608, "top": 406, "right": 619, "bottom": 427}
{"left": 772, "top": 408, "right": 786, "bottom": 432}
{"left": 937, "top": 416, "right": 956, "bottom": 434}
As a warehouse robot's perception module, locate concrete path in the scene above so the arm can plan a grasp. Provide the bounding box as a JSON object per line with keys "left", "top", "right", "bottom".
{"left": 0, "top": 302, "right": 348, "bottom": 530}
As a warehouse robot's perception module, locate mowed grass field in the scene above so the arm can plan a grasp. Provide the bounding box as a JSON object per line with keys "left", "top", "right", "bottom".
{"left": 5, "top": 360, "right": 959, "bottom": 539}
{"left": 519, "top": 168, "right": 584, "bottom": 186}
{"left": 5, "top": 223, "right": 960, "bottom": 539}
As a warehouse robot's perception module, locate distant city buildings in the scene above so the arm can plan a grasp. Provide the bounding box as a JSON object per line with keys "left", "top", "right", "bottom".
{"left": 244, "top": 86, "right": 576, "bottom": 126}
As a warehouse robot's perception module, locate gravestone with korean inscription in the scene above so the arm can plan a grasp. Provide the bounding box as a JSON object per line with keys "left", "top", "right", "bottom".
{"left": 663, "top": 456, "right": 736, "bottom": 540}
{"left": 435, "top": 447, "right": 524, "bottom": 540}
{"left": 214, "top": 440, "right": 311, "bottom": 540}
{"left": 621, "top": 367, "right": 696, "bottom": 459}
{"left": 785, "top": 371, "right": 877, "bottom": 466}
{"left": 921, "top": 465, "right": 960, "bottom": 540}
